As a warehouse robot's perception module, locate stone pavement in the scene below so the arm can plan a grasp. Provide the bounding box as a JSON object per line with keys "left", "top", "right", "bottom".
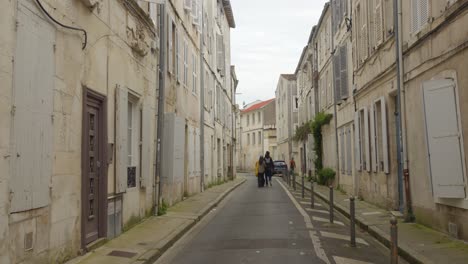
{"left": 293, "top": 177, "right": 468, "bottom": 264}
{"left": 66, "top": 177, "right": 246, "bottom": 264}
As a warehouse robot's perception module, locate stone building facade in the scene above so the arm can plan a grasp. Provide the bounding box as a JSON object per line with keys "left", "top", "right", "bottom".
{"left": 280, "top": 0, "right": 468, "bottom": 240}
{"left": 0, "top": 0, "right": 237, "bottom": 263}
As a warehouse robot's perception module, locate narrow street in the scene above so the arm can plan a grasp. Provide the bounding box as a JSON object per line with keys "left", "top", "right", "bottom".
{"left": 155, "top": 174, "right": 398, "bottom": 264}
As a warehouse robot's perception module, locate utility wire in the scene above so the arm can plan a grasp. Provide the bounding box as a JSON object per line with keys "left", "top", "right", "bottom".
{"left": 35, "top": 0, "right": 87, "bottom": 50}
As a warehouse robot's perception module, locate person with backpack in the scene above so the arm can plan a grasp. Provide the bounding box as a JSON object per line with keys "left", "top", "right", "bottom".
{"left": 255, "top": 156, "right": 266, "bottom": 187}
{"left": 264, "top": 151, "right": 274, "bottom": 187}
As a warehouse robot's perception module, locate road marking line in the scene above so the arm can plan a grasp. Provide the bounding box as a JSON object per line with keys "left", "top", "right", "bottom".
{"left": 362, "top": 211, "right": 382, "bottom": 216}
{"left": 333, "top": 256, "right": 374, "bottom": 264}
{"left": 300, "top": 201, "right": 322, "bottom": 207}
{"left": 320, "top": 231, "right": 369, "bottom": 246}
{"left": 312, "top": 216, "right": 345, "bottom": 226}
{"left": 277, "top": 179, "right": 331, "bottom": 264}
{"left": 306, "top": 208, "right": 329, "bottom": 214}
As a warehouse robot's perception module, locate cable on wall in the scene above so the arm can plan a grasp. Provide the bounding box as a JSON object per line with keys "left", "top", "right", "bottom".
{"left": 35, "top": 0, "right": 88, "bottom": 50}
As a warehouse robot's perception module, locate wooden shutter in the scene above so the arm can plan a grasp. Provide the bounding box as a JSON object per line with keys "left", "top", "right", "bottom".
{"left": 412, "top": 0, "right": 429, "bottom": 33}
{"left": 216, "top": 34, "right": 224, "bottom": 72}
{"left": 374, "top": 0, "right": 384, "bottom": 45}
{"left": 423, "top": 79, "right": 465, "bottom": 198}
{"left": 380, "top": 97, "right": 389, "bottom": 174}
{"left": 333, "top": 54, "right": 341, "bottom": 101}
{"left": 354, "top": 112, "right": 361, "bottom": 171}
{"left": 340, "top": 45, "right": 348, "bottom": 99}
{"left": 191, "top": 0, "right": 198, "bottom": 19}
{"left": 346, "top": 126, "right": 352, "bottom": 175}
{"left": 364, "top": 108, "right": 371, "bottom": 172}
{"left": 175, "top": 28, "right": 180, "bottom": 82}
{"left": 115, "top": 86, "right": 128, "bottom": 193}
{"left": 11, "top": 1, "right": 55, "bottom": 212}
{"left": 360, "top": 3, "right": 368, "bottom": 61}
{"left": 140, "top": 100, "right": 151, "bottom": 188}
{"left": 340, "top": 128, "right": 345, "bottom": 174}
{"left": 370, "top": 104, "right": 377, "bottom": 172}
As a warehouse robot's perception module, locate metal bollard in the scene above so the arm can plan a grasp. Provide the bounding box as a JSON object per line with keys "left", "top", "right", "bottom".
{"left": 310, "top": 181, "right": 314, "bottom": 208}
{"left": 293, "top": 173, "right": 296, "bottom": 191}
{"left": 390, "top": 217, "right": 398, "bottom": 264}
{"left": 301, "top": 176, "right": 305, "bottom": 198}
{"left": 329, "top": 186, "right": 334, "bottom": 223}
{"left": 350, "top": 197, "right": 356, "bottom": 247}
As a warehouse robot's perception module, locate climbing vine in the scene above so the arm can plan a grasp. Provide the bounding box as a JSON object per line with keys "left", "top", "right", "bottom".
{"left": 310, "top": 112, "right": 333, "bottom": 174}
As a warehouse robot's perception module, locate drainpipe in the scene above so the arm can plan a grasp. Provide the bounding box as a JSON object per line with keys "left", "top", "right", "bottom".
{"left": 154, "top": 2, "right": 166, "bottom": 215}
{"left": 199, "top": 0, "right": 205, "bottom": 192}
{"left": 331, "top": 2, "right": 340, "bottom": 187}
{"left": 394, "top": 0, "right": 409, "bottom": 215}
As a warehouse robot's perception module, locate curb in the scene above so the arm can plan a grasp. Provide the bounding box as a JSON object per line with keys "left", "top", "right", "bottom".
{"left": 142, "top": 178, "right": 247, "bottom": 264}
{"left": 294, "top": 179, "right": 431, "bottom": 264}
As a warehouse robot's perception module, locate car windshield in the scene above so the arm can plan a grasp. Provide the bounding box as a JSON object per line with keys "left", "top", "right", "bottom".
{"left": 274, "top": 161, "right": 286, "bottom": 166}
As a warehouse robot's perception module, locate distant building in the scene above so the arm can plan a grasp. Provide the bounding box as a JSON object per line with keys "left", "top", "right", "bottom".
{"left": 238, "top": 99, "right": 277, "bottom": 170}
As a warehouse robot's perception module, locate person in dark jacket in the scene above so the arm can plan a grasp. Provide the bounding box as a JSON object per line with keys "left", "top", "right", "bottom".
{"left": 264, "top": 151, "right": 274, "bottom": 186}
{"left": 256, "top": 156, "right": 266, "bottom": 187}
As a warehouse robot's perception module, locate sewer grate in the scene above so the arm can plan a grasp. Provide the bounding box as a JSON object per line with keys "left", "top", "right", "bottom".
{"left": 107, "top": 250, "right": 137, "bottom": 258}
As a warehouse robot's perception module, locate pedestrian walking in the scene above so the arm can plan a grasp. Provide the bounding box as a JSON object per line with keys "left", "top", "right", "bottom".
{"left": 264, "top": 151, "right": 274, "bottom": 187}
{"left": 290, "top": 157, "right": 296, "bottom": 175}
{"left": 255, "top": 156, "right": 266, "bottom": 187}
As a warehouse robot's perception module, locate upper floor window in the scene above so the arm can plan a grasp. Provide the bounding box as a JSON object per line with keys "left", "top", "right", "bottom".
{"left": 411, "top": 0, "right": 429, "bottom": 33}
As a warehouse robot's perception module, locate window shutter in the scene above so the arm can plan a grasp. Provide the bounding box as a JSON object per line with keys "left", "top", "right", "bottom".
{"left": 412, "top": 0, "right": 429, "bottom": 33}
{"left": 340, "top": 45, "right": 348, "bottom": 99}
{"left": 333, "top": 53, "right": 341, "bottom": 102}
{"left": 140, "top": 100, "right": 151, "bottom": 188}
{"left": 191, "top": 0, "right": 198, "bottom": 18}
{"left": 374, "top": 0, "right": 383, "bottom": 45}
{"left": 175, "top": 28, "right": 180, "bottom": 82}
{"left": 354, "top": 112, "right": 361, "bottom": 171}
{"left": 116, "top": 85, "right": 128, "bottom": 193}
{"left": 364, "top": 108, "right": 371, "bottom": 172}
{"left": 370, "top": 104, "right": 377, "bottom": 173}
{"left": 346, "top": 126, "right": 352, "bottom": 175}
{"left": 340, "top": 129, "right": 345, "bottom": 174}
{"left": 420, "top": 0, "right": 429, "bottom": 30}
{"left": 380, "top": 97, "right": 389, "bottom": 174}
{"left": 360, "top": 3, "right": 368, "bottom": 61}
{"left": 216, "top": 34, "right": 224, "bottom": 72}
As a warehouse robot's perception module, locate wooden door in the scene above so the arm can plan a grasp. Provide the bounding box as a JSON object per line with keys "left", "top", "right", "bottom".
{"left": 82, "top": 91, "right": 107, "bottom": 246}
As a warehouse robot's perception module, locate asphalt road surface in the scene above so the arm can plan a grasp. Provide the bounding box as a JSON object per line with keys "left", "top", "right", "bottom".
{"left": 155, "top": 174, "right": 402, "bottom": 264}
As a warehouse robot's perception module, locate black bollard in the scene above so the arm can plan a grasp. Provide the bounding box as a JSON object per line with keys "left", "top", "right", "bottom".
{"left": 390, "top": 217, "right": 398, "bottom": 264}
{"left": 329, "top": 186, "right": 334, "bottom": 223}
{"left": 350, "top": 197, "right": 356, "bottom": 247}
{"left": 301, "top": 176, "right": 305, "bottom": 198}
{"left": 310, "top": 181, "right": 314, "bottom": 209}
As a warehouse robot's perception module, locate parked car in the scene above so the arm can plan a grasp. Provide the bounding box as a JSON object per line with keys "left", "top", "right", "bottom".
{"left": 273, "top": 160, "right": 288, "bottom": 176}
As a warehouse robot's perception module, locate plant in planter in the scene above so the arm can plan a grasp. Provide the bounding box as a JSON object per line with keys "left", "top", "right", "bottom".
{"left": 317, "top": 167, "right": 336, "bottom": 186}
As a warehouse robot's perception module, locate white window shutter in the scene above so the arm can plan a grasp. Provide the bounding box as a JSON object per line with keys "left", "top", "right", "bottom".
{"left": 340, "top": 45, "right": 348, "bottom": 99}
{"left": 175, "top": 28, "right": 180, "bottom": 82}
{"left": 423, "top": 79, "right": 465, "bottom": 198}
{"left": 340, "top": 129, "right": 345, "bottom": 174}
{"left": 374, "top": 0, "right": 383, "bottom": 45}
{"left": 140, "top": 100, "right": 151, "bottom": 188}
{"left": 364, "top": 107, "right": 371, "bottom": 172}
{"left": 354, "top": 112, "right": 361, "bottom": 171}
{"left": 115, "top": 85, "right": 128, "bottom": 193}
{"left": 346, "top": 126, "right": 352, "bottom": 175}
{"left": 360, "top": 3, "right": 368, "bottom": 61}
{"left": 333, "top": 53, "right": 341, "bottom": 101}
{"left": 380, "top": 97, "right": 389, "bottom": 174}
{"left": 216, "top": 34, "right": 224, "bottom": 72}
{"left": 191, "top": 0, "right": 198, "bottom": 19}
{"left": 370, "top": 104, "right": 377, "bottom": 173}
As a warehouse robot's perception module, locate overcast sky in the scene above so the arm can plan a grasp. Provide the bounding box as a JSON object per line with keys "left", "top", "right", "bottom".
{"left": 230, "top": 0, "right": 328, "bottom": 108}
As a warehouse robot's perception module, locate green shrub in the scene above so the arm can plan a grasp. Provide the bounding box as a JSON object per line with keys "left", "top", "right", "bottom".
{"left": 157, "top": 199, "right": 169, "bottom": 216}
{"left": 317, "top": 167, "right": 336, "bottom": 185}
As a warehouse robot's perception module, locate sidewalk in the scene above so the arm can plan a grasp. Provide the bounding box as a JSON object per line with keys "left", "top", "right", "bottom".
{"left": 67, "top": 177, "right": 246, "bottom": 264}
{"left": 294, "top": 178, "right": 468, "bottom": 264}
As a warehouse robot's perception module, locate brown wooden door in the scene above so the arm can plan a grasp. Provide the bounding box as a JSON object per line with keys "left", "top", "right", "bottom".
{"left": 82, "top": 92, "right": 108, "bottom": 245}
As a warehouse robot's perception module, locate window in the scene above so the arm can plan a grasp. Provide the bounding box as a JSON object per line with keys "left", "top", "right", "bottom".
{"left": 333, "top": 45, "right": 349, "bottom": 101}
{"left": 258, "top": 131, "right": 261, "bottom": 144}
{"left": 293, "top": 96, "right": 299, "bottom": 112}
{"left": 253, "top": 133, "right": 256, "bottom": 145}
{"left": 370, "top": 97, "right": 389, "bottom": 173}
{"left": 175, "top": 26, "right": 180, "bottom": 82}
{"left": 258, "top": 112, "right": 261, "bottom": 124}
{"left": 247, "top": 133, "right": 250, "bottom": 145}
{"left": 183, "top": 40, "right": 188, "bottom": 87}
{"left": 355, "top": 107, "right": 370, "bottom": 172}
{"left": 253, "top": 113, "right": 256, "bottom": 124}
{"left": 192, "top": 52, "right": 198, "bottom": 94}
{"left": 411, "top": 0, "right": 429, "bottom": 33}
{"left": 167, "top": 16, "right": 174, "bottom": 75}
{"left": 127, "top": 98, "right": 140, "bottom": 188}
{"left": 247, "top": 115, "right": 250, "bottom": 126}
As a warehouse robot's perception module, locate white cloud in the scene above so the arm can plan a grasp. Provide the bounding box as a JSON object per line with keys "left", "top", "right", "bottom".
{"left": 230, "top": 0, "right": 328, "bottom": 106}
